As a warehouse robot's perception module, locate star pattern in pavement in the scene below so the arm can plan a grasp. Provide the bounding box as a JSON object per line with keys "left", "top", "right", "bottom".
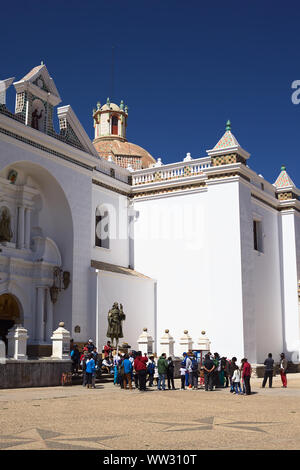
{"left": 147, "top": 416, "right": 274, "bottom": 433}
{"left": 0, "top": 428, "right": 120, "bottom": 450}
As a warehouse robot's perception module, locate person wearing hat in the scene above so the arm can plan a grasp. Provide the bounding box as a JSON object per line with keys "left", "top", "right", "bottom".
{"left": 279, "top": 353, "right": 288, "bottom": 388}
{"left": 87, "top": 339, "right": 95, "bottom": 353}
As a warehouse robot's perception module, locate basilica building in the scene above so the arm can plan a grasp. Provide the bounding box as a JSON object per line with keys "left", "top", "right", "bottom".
{"left": 0, "top": 64, "right": 299, "bottom": 364}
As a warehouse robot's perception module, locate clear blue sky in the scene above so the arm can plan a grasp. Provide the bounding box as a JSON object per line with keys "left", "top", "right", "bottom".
{"left": 1, "top": 0, "right": 300, "bottom": 186}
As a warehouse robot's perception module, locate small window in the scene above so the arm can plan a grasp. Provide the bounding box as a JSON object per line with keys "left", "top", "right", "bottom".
{"left": 111, "top": 116, "right": 118, "bottom": 135}
{"left": 95, "top": 209, "right": 109, "bottom": 249}
{"left": 253, "top": 219, "right": 263, "bottom": 253}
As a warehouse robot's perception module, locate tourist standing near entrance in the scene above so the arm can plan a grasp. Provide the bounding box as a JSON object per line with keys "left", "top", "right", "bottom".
{"left": 182, "top": 352, "right": 189, "bottom": 387}
{"left": 241, "top": 358, "right": 252, "bottom": 395}
{"left": 185, "top": 354, "right": 193, "bottom": 389}
{"left": 228, "top": 357, "right": 238, "bottom": 393}
{"left": 167, "top": 357, "right": 176, "bottom": 390}
{"left": 70, "top": 344, "right": 80, "bottom": 374}
{"left": 203, "top": 353, "right": 215, "bottom": 391}
{"left": 190, "top": 355, "right": 199, "bottom": 390}
{"left": 157, "top": 353, "right": 168, "bottom": 390}
{"left": 279, "top": 353, "right": 288, "bottom": 388}
{"left": 232, "top": 367, "right": 242, "bottom": 394}
{"left": 180, "top": 361, "right": 186, "bottom": 390}
{"left": 85, "top": 354, "right": 95, "bottom": 388}
{"left": 134, "top": 352, "right": 148, "bottom": 391}
{"left": 147, "top": 356, "right": 155, "bottom": 387}
{"left": 122, "top": 354, "right": 133, "bottom": 390}
{"left": 262, "top": 353, "right": 274, "bottom": 388}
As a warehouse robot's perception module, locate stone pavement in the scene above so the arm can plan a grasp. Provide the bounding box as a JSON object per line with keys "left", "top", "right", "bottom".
{"left": 1, "top": 374, "right": 300, "bottom": 450}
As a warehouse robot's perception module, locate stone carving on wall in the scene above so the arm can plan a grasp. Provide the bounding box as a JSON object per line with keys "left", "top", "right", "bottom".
{"left": 0, "top": 208, "right": 13, "bottom": 242}
{"left": 31, "top": 108, "right": 43, "bottom": 130}
{"left": 106, "top": 302, "right": 126, "bottom": 347}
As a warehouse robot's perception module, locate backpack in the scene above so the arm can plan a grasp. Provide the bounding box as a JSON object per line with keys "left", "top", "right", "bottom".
{"left": 191, "top": 358, "right": 198, "bottom": 371}
{"left": 118, "top": 361, "right": 125, "bottom": 376}
{"left": 147, "top": 362, "right": 155, "bottom": 374}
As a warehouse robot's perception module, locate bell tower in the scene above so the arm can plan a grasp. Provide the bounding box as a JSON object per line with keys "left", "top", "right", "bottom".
{"left": 93, "top": 97, "right": 128, "bottom": 141}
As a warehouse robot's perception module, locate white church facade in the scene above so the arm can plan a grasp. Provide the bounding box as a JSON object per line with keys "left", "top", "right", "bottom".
{"left": 0, "top": 64, "right": 299, "bottom": 365}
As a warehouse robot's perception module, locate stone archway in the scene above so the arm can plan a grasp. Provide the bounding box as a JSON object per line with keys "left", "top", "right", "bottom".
{"left": 0, "top": 293, "right": 22, "bottom": 350}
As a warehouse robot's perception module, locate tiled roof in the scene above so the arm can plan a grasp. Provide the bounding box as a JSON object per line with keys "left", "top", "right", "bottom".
{"left": 20, "top": 65, "right": 44, "bottom": 81}
{"left": 213, "top": 130, "right": 240, "bottom": 150}
{"left": 93, "top": 138, "right": 155, "bottom": 168}
{"left": 274, "top": 167, "right": 296, "bottom": 189}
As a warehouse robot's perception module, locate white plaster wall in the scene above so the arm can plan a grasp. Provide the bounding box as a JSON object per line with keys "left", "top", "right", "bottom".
{"left": 91, "top": 185, "right": 130, "bottom": 268}
{"left": 239, "top": 183, "right": 283, "bottom": 363}
{"left": 133, "top": 180, "right": 245, "bottom": 359}
{"left": 280, "top": 210, "right": 300, "bottom": 361}
{"left": 100, "top": 114, "right": 109, "bottom": 136}
{"left": 97, "top": 271, "right": 156, "bottom": 353}
{"left": 295, "top": 213, "right": 300, "bottom": 283}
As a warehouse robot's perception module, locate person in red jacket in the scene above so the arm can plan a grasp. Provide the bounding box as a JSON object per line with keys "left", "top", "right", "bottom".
{"left": 134, "top": 352, "right": 148, "bottom": 391}
{"left": 241, "top": 358, "right": 252, "bottom": 395}
{"left": 104, "top": 341, "right": 113, "bottom": 358}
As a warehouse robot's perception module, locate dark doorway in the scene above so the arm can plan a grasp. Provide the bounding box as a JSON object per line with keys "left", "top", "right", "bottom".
{"left": 0, "top": 294, "right": 21, "bottom": 353}
{"left": 0, "top": 320, "right": 14, "bottom": 352}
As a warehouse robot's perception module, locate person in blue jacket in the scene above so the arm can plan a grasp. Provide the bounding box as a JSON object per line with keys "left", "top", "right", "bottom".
{"left": 85, "top": 354, "right": 95, "bottom": 388}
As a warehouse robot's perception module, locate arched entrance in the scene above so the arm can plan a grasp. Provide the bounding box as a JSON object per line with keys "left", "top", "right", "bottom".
{"left": 0, "top": 294, "right": 21, "bottom": 349}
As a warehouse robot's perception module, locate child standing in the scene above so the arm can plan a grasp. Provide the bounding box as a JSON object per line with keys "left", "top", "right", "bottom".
{"left": 180, "top": 361, "right": 186, "bottom": 390}
{"left": 199, "top": 367, "right": 205, "bottom": 388}
{"left": 232, "top": 367, "right": 243, "bottom": 394}
{"left": 85, "top": 353, "right": 95, "bottom": 389}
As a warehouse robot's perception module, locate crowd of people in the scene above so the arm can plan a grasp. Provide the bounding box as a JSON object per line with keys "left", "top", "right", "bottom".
{"left": 70, "top": 340, "right": 289, "bottom": 393}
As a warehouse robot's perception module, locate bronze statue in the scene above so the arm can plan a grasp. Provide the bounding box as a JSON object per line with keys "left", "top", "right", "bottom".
{"left": 31, "top": 108, "right": 43, "bottom": 130}
{"left": 0, "top": 208, "right": 13, "bottom": 242}
{"left": 106, "top": 302, "right": 126, "bottom": 347}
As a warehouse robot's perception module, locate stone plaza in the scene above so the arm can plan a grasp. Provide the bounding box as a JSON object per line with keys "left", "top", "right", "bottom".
{"left": 1, "top": 374, "right": 300, "bottom": 450}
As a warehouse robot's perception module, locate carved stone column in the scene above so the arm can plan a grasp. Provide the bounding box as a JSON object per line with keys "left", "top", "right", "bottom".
{"left": 45, "top": 288, "right": 53, "bottom": 342}
{"left": 36, "top": 286, "right": 45, "bottom": 342}
{"left": 24, "top": 207, "right": 31, "bottom": 249}
{"left": 17, "top": 206, "right": 25, "bottom": 249}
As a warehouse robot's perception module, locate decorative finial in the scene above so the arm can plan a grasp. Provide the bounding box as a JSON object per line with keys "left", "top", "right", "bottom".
{"left": 41, "top": 60, "right": 44, "bottom": 65}
{"left": 165, "top": 329, "right": 169, "bottom": 333}
{"left": 201, "top": 330, "right": 206, "bottom": 335}
{"left": 281, "top": 165, "right": 286, "bottom": 171}
{"left": 225, "top": 119, "right": 231, "bottom": 132}
{"left": 184, "top": 330, "right": 188, "bottom": 334}
{"left": 106, "top": 97, "right": 110, "bottom": 107}
{"left": 120, "top": 100, "right": 124, "bottom": 110}
{"left": 143, "top": 327, "right": 148, "bottom": 332}
{"left": 97, "top": 101, "right": 101, "bottom": 110}
{"left": 124, "top": 105, "right": 128, "bottom": 113}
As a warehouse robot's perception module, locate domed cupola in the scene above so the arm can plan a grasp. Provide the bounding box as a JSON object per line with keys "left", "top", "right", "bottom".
{"left": 93, "top": 97, "right": 128, "bottom": 141}
{"left": 92, "top": 98, "right": 156, "bottom": 170}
